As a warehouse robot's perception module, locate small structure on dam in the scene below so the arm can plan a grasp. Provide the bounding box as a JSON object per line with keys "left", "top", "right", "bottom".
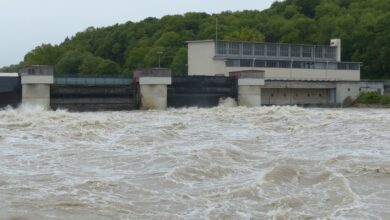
{"left": 20, "top": 65, "right": 54, "bottom": 109}
{"left": 134, "top": 68, "right": 172, "bottom": 110}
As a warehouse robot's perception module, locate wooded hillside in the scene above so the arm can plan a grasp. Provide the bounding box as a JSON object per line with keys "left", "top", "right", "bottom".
{"left": 2, "top": 0, "right": 390, "bottom": 79}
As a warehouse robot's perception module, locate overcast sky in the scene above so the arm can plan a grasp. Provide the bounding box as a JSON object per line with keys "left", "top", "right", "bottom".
{"left": 0, "top": 0, "right": 275, "bottom": 67}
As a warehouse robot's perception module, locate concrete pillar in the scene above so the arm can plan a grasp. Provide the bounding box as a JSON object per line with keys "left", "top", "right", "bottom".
{"left": 237, "top": 71, "right": 265, "bottom": 107}
{"left": 20, "top": 66, "right": 54, "bottom": 109}
{"left": 139, "top": 70, "right": 171, "bottom": 110}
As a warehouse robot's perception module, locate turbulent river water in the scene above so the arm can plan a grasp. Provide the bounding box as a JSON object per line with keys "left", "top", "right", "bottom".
{"left": 0, "top": 103, "right": 390, "bottom": 220}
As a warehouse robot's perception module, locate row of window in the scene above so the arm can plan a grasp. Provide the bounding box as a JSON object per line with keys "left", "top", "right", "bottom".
{"left": 216, "top": 41, "right": 337, "bottom": 60}
{"left": 225, "top": 59, "right": 360, "bottom": 70}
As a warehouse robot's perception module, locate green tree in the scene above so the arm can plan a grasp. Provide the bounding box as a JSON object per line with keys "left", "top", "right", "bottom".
{"left": 224, "top": 28, "right": 265, "bottom": 42}
{"left": 171, "top": 47, "right": 188, "bottom": 75}
{"left": 55, "top": 50, "right": 86, "bottom": 74}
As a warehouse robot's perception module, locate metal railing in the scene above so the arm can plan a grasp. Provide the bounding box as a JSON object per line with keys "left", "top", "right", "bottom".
{"left": 54, "top": 75, "right": 132, "bottom": 86}
{"left": 215, "top": 40, "right": 338, "bottom": 62}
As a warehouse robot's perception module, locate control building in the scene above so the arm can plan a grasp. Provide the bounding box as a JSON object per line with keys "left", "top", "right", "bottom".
{"left": 187, "top": 39, "right": 383, "bottom": 105}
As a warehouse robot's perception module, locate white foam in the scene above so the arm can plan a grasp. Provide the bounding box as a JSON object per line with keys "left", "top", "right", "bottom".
{"left": 0, "top": 107, "right": 389, "bottom": 219}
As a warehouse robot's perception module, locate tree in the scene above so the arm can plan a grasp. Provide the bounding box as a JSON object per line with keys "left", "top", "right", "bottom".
{"left": 171, "top": 47, "right": 188, "bottom": 75}
{"left": 24, "top": 44, "right": 63, "bottom": 66}
{"left": 224, "top": 28, "right": 265, "bottom": 42}
{"left": 55, "top": 50, "right": 86, "bottom": 74}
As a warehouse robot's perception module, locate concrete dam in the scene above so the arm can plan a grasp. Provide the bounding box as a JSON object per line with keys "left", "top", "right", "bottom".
{"left": 0, "top": 66, "right": 385, "bottom": 111}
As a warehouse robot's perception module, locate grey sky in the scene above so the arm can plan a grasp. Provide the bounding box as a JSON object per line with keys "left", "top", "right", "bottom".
{"left": 0, "top": 0, "right": 275, "bottom": 67}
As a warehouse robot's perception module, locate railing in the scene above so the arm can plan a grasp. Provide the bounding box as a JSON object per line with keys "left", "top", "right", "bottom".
{"left": 54, "top": 75, "right": 132, "bottom": 86}
{"left": 215, "top": 40, "right": 338, "bottom": 62}
{"left": 225, "top": 59, "right": 361, "bottom": 71}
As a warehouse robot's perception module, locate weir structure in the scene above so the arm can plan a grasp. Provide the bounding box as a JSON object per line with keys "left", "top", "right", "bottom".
{"left": 0, "top": 38, "right": 386, "bottom": 110}
{"left": 20, "top": 66, "right": 53, "bottom": 109}
{"left": 134, "top": 68, "right": 172, "bottom": 110}
{"left": 236, "top": 70, "right": 265, "bottom": 107}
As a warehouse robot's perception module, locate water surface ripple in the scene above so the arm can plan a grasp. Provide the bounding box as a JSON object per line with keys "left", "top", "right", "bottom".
{"left": 0, "top": 105, "right": 389, "bottom": 219}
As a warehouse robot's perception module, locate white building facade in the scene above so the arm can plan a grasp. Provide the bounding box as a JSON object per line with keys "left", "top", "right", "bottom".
{"left": 187, "top": 39, "right": 383, "bottom": 106}
{"left": 188, "top": 39, "right": 361, "bottom": 81}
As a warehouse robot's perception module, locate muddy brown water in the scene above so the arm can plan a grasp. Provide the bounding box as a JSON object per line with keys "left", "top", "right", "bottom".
{"left": 0, "top": 103, "right": 389, "bottom": 219}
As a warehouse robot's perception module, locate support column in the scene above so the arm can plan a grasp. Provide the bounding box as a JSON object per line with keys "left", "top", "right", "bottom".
{"left": 138, "top": 69, "right": 171, "bottom": 110}
{"left": 20, "top": 66, "right": 54, "bottom": 109}
{"left": 237, "top": 71, "right": 265, "bottom": 107}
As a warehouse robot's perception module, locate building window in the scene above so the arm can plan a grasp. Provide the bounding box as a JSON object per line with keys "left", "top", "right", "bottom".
{"left": 266, "top": 60, "right": 278, "bottom": 68}
{"left": 240, "top": 59, "right": 253, "bottom": 67}
{"left": 226, "top": 59, "right": 240, "bottom": 67}
{"left": 217, "top": 41, "right": 228, "bottom": 55}
{"left": 255, "top": 60, "right": 266, "bottom": 67}
{"left": 315, "top": 46, "right": 323, "bottom": 59}
{"left": 325, "top": 47, "right": 335, "bottom": 59}
{"left": 303, "top": 46, "right": 312, "bottom": 58}
{"left": 254, "top": 44, "right": 265, "bottom": 56}
{"left": 292, "top": 61, "right": 303, "bottom": 68}
{"left": 279, "top": 61, "right": 290, "bottom": 68}
{"left": 243, "top": 43, "right": 253, "bottom": 56}
{"left": 327, "top": 63, "right": 338, "bottom": 69}
{"left": 280, "top": 45, "right": 289, "bottom": 57}
{"left": 304, "top": 62, "right": 314, "bottom": 69}
{"left": 229, "top": 42, "right": 240, "bottom": 55}
{"left": 291, "top": 46, "right": 301, "bottom": 57}
{"left": 314, "top": 62, "right": 326, "bottom": 69}
{"left": 267, "top": 44, "right": 277, "bottom": 57}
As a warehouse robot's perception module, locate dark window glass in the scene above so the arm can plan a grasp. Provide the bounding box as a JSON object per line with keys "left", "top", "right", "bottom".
{"left": 267, "top": 44, "right": 277, "bottom": 57}
{"left": 255, "top": 60, "right": 265, "bottom": 67}
{"left": 280, "top": 45, "right": 289, "bottom": 57}
{"left": 254, "top": 44, "right": 265, "bottom": 56}
{"left": 291, "top": 46, "right": 301, "bottom": 57}
{"left": 243, "top": 43, "right": 253, "bottom": 56}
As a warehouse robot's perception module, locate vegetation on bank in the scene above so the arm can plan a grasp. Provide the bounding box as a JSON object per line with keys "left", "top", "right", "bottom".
{"left": 1, "top": 0, "right": 390, "bottom": 78}
{"left": 354, "top": 92, "right": 390, "bottom": 106}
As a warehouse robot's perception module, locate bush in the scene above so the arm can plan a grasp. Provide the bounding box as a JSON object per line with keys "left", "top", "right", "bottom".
{"left": 380, "top": 94, "right": 390, "bottom": 105}
{"left": 355, "top": 92, "right": 390, "bottom": 105}
{"left": 355, "top": 92, "right": 382, "bottom": 104}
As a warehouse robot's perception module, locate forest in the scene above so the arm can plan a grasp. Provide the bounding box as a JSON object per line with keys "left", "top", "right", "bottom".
{"left": 1, "top": 0, "right": 390, "bottom": 79}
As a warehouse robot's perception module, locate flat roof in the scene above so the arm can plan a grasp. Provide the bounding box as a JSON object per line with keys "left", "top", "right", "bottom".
{"left": 0, "top": 73, "right": 19, "bottom": 77}
{"left": 186, "top": 40, "right": 214, "bottom": 44}
{"left": 187, "top": 39, "right": 333, "bottom": 47}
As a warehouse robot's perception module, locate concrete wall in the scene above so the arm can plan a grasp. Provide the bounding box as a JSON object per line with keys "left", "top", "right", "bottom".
{"left": 188, "top": 41, "right": 225, "bottom": 76}
{"left": 140, "top": 85, "right": 168, "bottom": 110}
{"left": 22, "top": 84, "right": 51, "bottom": 108}
{"left": 336, "top": 81, "right": 384, "bottom": 105}
{"left": 139, "top": 76, "right": 172, "bottom": 110}
{"left": 238, "top": 86, "right": 262, "bottom": 106}
{"left": 21, "top": 74, "right": 53, "bottom": 109}
{"left": 262, "top": 88, "right": 332, "bottom": 105}
{"left": 237, "top": 77, "right": 265, "bottom": 107}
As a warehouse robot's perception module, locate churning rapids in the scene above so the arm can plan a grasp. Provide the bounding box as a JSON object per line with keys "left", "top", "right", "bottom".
{"left": 0, "top": 103, "right": 390, "bottom": 220}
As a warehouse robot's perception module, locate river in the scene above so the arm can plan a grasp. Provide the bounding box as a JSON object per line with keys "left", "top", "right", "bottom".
{"left": 0, "top": 104, "right": 389, "bottom": 219}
